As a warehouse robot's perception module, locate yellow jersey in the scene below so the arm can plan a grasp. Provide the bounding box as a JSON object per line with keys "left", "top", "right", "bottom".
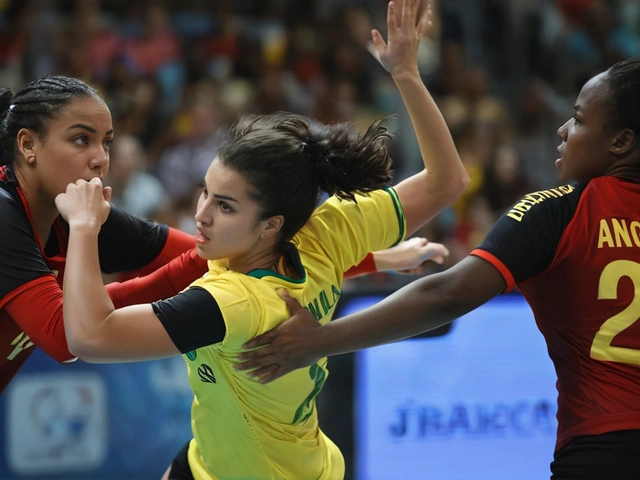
{"left": 184, "top": 188, "right": 405, "bottom": 479}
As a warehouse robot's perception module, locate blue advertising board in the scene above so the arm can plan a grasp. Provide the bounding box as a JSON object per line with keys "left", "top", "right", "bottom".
{"left": 347, "top": 293, "right": 558, "bottom": 480}
{"left": 0, "top": 352, "right": 193, "bottom": 479}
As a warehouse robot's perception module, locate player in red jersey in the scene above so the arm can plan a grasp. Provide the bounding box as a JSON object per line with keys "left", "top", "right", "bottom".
{"left": 0, "top": 76, "right": 210, "bottom": 394}
{"left": 0, "top": 75, "right": 444, "bottom": 395}
{"left": 237, "top": 57, "right": 640, "bottom": 479}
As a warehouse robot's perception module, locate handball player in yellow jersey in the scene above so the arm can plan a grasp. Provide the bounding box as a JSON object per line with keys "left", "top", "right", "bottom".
{"left": 56, "top": 1, "right": 469, "bottom": 478}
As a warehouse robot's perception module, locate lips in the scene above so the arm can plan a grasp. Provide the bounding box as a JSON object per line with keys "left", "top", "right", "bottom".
{"left": 195, "top": 229, "right": 210, "bottom": 244}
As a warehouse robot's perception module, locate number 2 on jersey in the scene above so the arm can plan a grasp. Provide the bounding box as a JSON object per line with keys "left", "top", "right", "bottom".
{"left": 591, "top": 260, "right": 640, "bottom": 365}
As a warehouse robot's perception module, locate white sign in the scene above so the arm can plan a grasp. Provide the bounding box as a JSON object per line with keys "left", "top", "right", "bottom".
{"left": 6, "top": 372, "right": 107, "bottom": 474}
{"left": 351, "top": 295, "right": 558, "bottom": 480}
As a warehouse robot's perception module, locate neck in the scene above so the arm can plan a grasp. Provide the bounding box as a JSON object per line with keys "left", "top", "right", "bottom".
{"left": 606, "top": 163, "right": 640, "bottom": 184}
{"left": 228, "top": 246, "right": 282, "bottom": 275}
{"left": 13, "top": 166, "right": 59, "bottom": 246}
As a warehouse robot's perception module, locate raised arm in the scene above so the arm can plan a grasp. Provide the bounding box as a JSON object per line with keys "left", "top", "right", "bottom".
{"left": 235, "top": 0, "right": 469, "bottom": 380}
{"left": 375, "top": 0, "right": 469, "bottom": 235}
{"left": 56, "top": 179, "right": 179, "bottom": 363}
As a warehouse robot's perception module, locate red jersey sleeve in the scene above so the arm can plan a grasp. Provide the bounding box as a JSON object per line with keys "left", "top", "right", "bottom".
{"left": 107, "top": 247, "right": 208, "bottom": 308}
{"left": 3, "top": 275, "right": 74, "bottom": 363}
{"left": 115, "top": 227, "right": 196, "bottom": 281}
{"left": 3, "top": 248, "right": 207, "bottom": 364}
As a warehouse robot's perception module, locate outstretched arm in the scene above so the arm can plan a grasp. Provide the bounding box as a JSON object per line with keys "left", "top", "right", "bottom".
{"left": 375, "top": 0, "right": 469, "bottom": 236}
{"left": 236, "top": 256, "right": 505, "bottom": 382}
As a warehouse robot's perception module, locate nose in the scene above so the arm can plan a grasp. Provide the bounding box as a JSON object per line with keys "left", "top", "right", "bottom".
{"left": 89, "top": 148, "right": 109, "bottom": 172}
{"left": 557, "top": 119, "right": 569, "bottom": 140}
{"left": 194, "top": 198, "right": 212, "bottom": 227}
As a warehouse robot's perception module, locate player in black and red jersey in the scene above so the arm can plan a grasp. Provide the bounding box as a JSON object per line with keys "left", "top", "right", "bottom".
{"left": 0, "top": 76, "right": 212, "bottom": 394}
{"left": 237, "top": 58, "right": 640, "bottom": 479}
{"left": 0, "top": 75, "right": 444, "bottom": 395}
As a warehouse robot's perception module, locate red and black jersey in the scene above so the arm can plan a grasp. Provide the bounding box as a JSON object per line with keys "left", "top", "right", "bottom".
{"left": 472, "top": 177, "right": 640, "bottom": 452}
{"left": 0, "top": 165, "right": 197, "bottom": 394}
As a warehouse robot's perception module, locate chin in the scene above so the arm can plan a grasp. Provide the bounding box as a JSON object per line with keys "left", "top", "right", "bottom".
{"left": 195, "top": 245, "right": 210, "bottom": 259}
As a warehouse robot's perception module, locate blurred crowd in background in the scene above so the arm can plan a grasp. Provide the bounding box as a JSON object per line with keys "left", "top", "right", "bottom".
{"left": 1, "top": 0, "right": 640, "bottom": 288}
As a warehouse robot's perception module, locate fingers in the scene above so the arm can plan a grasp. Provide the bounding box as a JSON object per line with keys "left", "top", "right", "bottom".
{"left": 103, "top": 186, "right": 112, "bottom": 203}
{"left": 387, "top": 1, "right": 397, "bottom": 32}
{"left": 425, "top": 242, "right": 449, "bottom": 257}
{"left": 242, "top": 329, "right": 277, "bottom": 349}
{"left": 234, "top": 353, "right": 289, "bottom": 384}
{"left": 416, "top": 1, "right": 433, "bottom": 35}
{"left": 235, "top": 350, "right": 279, "bottom": 370}
{"left": 370, "top": 29, "right": 387, "bottom": 56}
{"left": 253, "top": 366, "right": 287, "bottom": 384}
{"left": 431, "top": 255, "right": 445, "bottom": 264}
{"left": 278, "top": 289, "right": 305, "bottom": 314}
{"left": 408, "top": 236, "right": 428, "bottom": 247}
{"left": 245, "top": 364, "right": 280, "bottom": 381}
{"left": 401, "top": 0, "right": 416, "bottom": 29}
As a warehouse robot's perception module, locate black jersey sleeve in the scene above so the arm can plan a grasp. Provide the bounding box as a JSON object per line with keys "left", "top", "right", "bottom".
{"left": 152, "top": 287, "right": 226, "bottom": 353}
{"left": 92, "top": 204, "right": 170, "bottom": 273}
{"left": 0, "top": 189, "right": 53, "bottom": 302}
{"left": 474, "top": 183, "right": 586, "bottom": 284}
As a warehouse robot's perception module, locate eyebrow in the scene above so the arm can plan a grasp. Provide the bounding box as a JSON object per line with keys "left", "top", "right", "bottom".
{"left": 66, "top": 124, "right": 114, "bottom": 135}
{"left": 213, "top": 193, "right": 239, "bottom": 203}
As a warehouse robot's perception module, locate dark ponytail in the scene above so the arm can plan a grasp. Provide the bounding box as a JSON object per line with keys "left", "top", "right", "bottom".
{"left": 0, "top": 76, "right": 103, "bottom": 166}
{"left": 219, "top": 111, "right": 394, "bottom": 244}
{"left": 304, "top": 117, "right": 394, "bottom": 201}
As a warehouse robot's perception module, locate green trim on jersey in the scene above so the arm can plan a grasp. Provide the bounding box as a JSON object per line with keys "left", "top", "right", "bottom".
{"left": 247, "top": 243, "right": 306, "bottom": 283}
{"left": 385, "top": 186, "right": 405, "bottom": 246}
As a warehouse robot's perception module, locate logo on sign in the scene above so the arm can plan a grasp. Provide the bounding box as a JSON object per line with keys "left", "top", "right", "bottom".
{"left": 6, "top": 372, "right": 107, "bottom": 474}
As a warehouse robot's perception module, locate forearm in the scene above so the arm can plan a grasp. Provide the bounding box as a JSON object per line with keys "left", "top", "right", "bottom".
{"left": 318, "top": 257, "right": 505, "bottom": 356}
{"left": 63, "top": 227, "right": 115, "bottom": 354}
{"left": 392, "top": 72, "right": 469, "bottom": 236}
{"left": 319, "top": 274, "right": 462, "bottom": 356}
{"left": 394, "top": 72, "right": 466, "bottom": 194}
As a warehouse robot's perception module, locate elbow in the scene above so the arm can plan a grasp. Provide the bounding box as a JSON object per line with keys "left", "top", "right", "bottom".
{"left": 66, "top": 335, "right": 101, "bottom": 363}
{"left": 450, "top": 167, "right": 471, "bottom": 199}
{"left": 459, "top": 169, "right": 472, "bottom": 193}
{"left": 434, "top": 169, "right": 471, "bottom": 209}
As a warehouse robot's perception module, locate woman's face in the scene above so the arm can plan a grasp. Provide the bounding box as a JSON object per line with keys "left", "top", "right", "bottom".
{"left": 27, "top": 96, "right": 113, "bottom": 201}
{"left": 194, "top": 157, "right": 273, "bottom": 263}
{"left": 555, "top": 72, "right": 617, "bottom": 183}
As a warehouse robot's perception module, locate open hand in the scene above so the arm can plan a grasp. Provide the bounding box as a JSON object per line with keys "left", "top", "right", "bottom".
{"left": 236, "top": 290, "right": 325, "bottom": 383}
{"left": 369, "top": 0, "right": 433, "bottom": 76}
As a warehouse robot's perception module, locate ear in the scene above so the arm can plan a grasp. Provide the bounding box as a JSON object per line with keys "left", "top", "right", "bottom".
{"left": 259, "top": 215, "right": 285, "bottom": 240}
{"left": 16, "top": 128, "right": 38, "bottom": 164}
{"left": 611, "top": 128, "right": 636, "bottom": 156}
